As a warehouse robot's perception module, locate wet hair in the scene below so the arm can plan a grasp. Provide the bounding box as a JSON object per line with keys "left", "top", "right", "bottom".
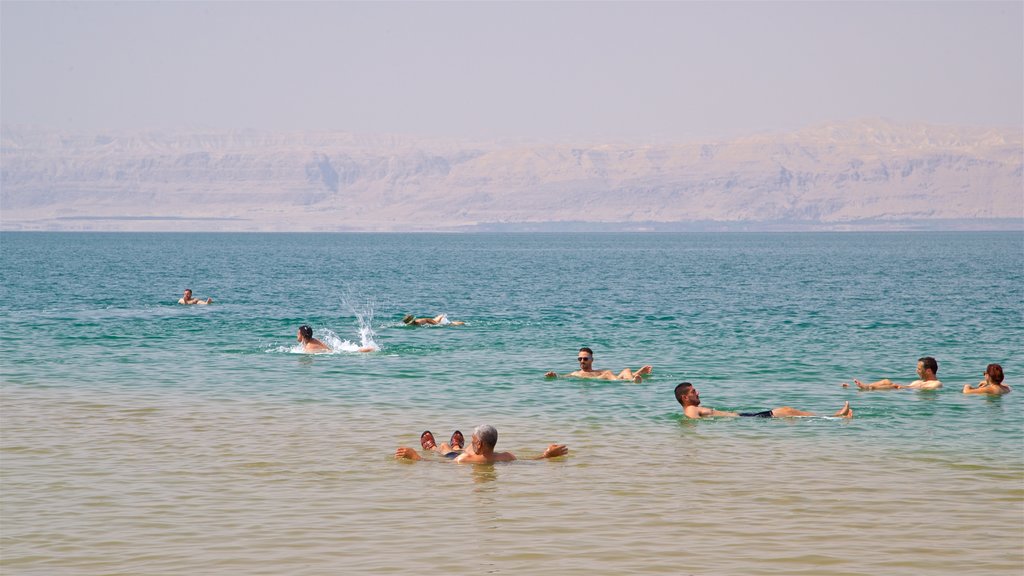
{"left": 674, "top": 382, "right": 694, "bottom": 405}
{"left": 918, "top": 356, "right": 938, "bottom": 375}
{"left": 474, "top": 424, "right": 498, "bottom": 451}
{"left": 298, "top": 325, "right": 313, "bottom": 340}
{"left": 579, "top": 347, "right": 594, "bottom": 356}
{"left": 986, "top": 363, "right": 1004, "bottom": 384}
{"left": 402, "top": 314, "right": 415, "bottom": 324}
{"left": 184, "top": 288, "right": 192, "bottom": 293}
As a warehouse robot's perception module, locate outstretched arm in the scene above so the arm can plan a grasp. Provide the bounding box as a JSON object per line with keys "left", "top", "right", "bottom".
{"left": 394, "top": 447, "right": 423, "bottom": 460}
{"left": 853, "top": 379, "right": 902, "bottom": 390}
{"left": 532, "top": 444, "right": 568, "bottom": 459}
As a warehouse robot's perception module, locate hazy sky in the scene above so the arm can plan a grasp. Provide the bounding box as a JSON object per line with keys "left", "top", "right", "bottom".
{"left": 2, "top": 1, "right": 1021, "bottom": 141}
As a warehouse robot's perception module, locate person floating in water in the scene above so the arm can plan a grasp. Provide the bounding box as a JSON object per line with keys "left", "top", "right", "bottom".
{"left": 395, "top": 424, "right": 567, "bottom": 463}
{"left": 674, "top": 382, "right": 854, "bottom": 419}
{"left": 845, "top": 356, "right": 942, "bottom": 390}
{"left": 418, "top": 430, "right": 465, "bottom": 458}
{"left": 963, "top": 363, "right": 1011, "bottom": 395}
{"left": 545, "top": 347, "right": 652, "bottom": 383}
{"left": 178, "top": 288, "right": 213, "bottom": 305}
{"left": 402, "top": 314, "right": 465, "bottom": 326}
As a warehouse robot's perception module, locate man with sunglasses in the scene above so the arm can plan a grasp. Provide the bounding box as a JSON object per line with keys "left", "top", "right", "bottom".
{"left": 544, "top": 347, "right": 652, "bottom": 383}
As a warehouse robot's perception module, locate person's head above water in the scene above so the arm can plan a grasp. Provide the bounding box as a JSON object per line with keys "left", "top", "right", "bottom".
{"left": 578, "top": 347, "right": 594, "bottom": 367}
{"left": 298, "top": 325, "right": 314, "bottom": 341}
{"left": 674, "top": 382, "right": 699, "bottom": 407}
{"left": 402, "top": 314, "right": 415, "bottom": 325}
{"left": 183, "top": 288, "right": 192, "bottom": 298}
{"left": 472, "top": 424, "right": 498, "bottom": 453}
{"left": 986, "top": 363, "right": 1004, "bottom": 385}
{"left": 917, "top": 356, "right": 938, "bottom": 378}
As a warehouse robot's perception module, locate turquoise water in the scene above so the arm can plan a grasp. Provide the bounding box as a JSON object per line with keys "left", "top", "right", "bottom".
{"left": 2, "top": 232, "right": 1022, "bottom": 575}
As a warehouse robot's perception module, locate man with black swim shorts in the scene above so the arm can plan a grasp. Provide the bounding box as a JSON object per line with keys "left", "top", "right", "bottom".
{"left": 674, "top": 382, "right": 853, "bottom": 419}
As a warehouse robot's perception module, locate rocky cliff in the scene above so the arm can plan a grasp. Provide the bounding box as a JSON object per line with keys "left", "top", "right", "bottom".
{"left": 2, "top": 119, "right": 1021, "bottom": 231}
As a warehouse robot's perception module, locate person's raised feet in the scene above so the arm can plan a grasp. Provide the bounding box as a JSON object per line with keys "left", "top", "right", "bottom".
{"left": 450, "top": 430, "right": 464, "bottom": 450}
{"left": 833, "top": 401, "right": 853, "bottom": 419}
{"left": 841, "top": 382, "right": 850, "bottom": 388}
{"left": 637, "top": 365, "right": 653, "bottom": 376}
{"left": 420, "top": 431, "right": 436, "bottom": 450}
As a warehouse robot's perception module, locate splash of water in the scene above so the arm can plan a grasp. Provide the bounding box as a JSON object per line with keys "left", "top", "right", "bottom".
{"left": 338, "top": 297, "right": 380, "bottom": 352}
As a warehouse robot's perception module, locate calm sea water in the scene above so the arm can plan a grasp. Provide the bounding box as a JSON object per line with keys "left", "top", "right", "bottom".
{"left": 1, "top": 232, "right": 1022, "bottom": 575}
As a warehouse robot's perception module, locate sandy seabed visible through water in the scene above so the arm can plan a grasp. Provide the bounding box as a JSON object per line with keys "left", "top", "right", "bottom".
{"left": 2, "top": 385, "right": 1022, "bottom": 576}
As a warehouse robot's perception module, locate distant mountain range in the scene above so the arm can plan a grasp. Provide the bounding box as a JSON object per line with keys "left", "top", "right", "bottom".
{"left": 2, "top": 119, "right": 1021, "bottom": 231}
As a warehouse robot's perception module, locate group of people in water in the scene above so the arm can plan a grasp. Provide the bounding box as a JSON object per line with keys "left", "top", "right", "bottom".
{"left": 179, "top": 289, "right": 1010, "bottom": 464}
{"left": 394, "top": 352, "right": 1010, "bottom": 464}
{"left": 177, "top": 288, "right": 458, "bottom": 354}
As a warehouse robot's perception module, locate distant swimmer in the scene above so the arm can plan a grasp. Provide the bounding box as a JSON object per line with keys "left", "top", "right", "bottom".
{"left": 963, "top": 363, "right": 1011, "bottom": 395}
{"left": 418, "top": 430, "right": 465, "bottom": 458}
{"left": 296, "top": 325, "right": 376, "bottom": 354}
{"left": 545, "top": 347, "right": 652, "bottom": 383}
{"left": 845, "top": 356, "right": 942, "bottom": 390}
{"left": 402, "top": 314, "right": 465, "bottom": 326}
{"left": 395, "top": 424, "right": 567, "bottom": 463}
{"left": 297, "top": 325, "right": 332, "bottom": 353}
{"left": 178, "top": 288, "right": 213, "bottom": 305}
{"left": 674, "top": 382, "right": 854, "bottom": 419}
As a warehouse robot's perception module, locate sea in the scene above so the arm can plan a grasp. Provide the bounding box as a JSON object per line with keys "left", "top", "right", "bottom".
{"left": 1, "top": 231, "right": 1022, "bottom": 575}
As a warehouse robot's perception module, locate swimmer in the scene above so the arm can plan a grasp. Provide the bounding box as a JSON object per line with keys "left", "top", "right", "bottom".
{"left": 402, "top": 314, "right": 465, "bottom": 326}
{"left": 674, "top": 382, "right": 853, "bottom": 419}
{"left": 296, "top": 325, "right": 376, "bottom": 353}
{"left": 296, "top": 325, "right": 332, "bottom": 353}
{"left": 545, "top": 347, "right": 652, "bottom": 383}
{"left": 178, "top": 288, "right": 213, "bottom": 305}
{"left": 963, "top": 363, "right": 1011, "bottom": 395}
{"left": 418, "top": 430, "right": 465, "bottom": 458}
{"left": 396, "top": 424, "right": 567, "bottom": 463}
{"left": 845, "top": 356, "right": 942, "bottom": 390}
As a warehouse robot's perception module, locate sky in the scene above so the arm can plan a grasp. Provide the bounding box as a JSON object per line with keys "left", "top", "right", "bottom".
{"left": 2, "top": 1, "right": 1022, "bottom": 141}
